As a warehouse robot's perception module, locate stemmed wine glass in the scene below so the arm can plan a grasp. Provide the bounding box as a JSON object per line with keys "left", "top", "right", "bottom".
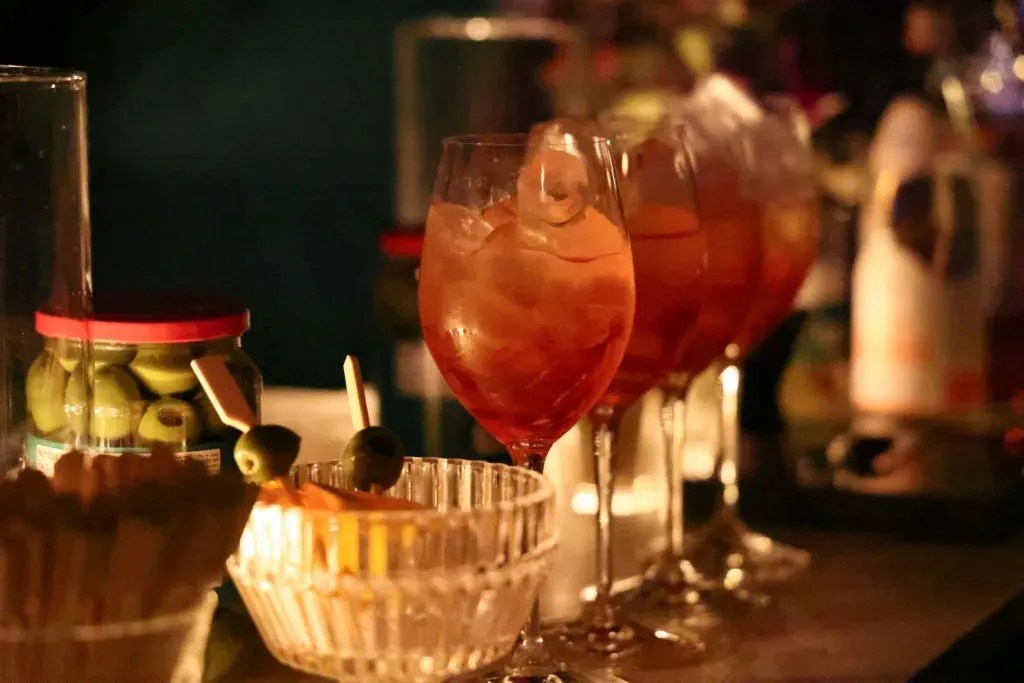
{"left": 418, "top": 133, "right": 635, "bottom": 681}
{"left": 536, "top": 117, "right": 708, "bottom": 663}
{"left": 624, "top": 96, "right": 767, "bottom": 624}
{"left": 684, "top": 83, "right": 820, "bottom": 591}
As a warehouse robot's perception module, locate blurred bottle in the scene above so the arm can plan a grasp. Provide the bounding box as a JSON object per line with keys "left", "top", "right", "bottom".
{"left": 393, "top": 14, "right": 587, "bottom": 234}
{"left": 836, "top": 2, "right": 1012, "bottom": 487}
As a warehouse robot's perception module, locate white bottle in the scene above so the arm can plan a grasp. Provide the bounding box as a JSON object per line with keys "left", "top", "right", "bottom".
{"left": 850, "top": 94, "right": 1009, "bottom": 431}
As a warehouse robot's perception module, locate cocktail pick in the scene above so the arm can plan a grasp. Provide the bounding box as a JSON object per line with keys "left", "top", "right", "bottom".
{"left": 191, "top": 355, "right": 301, "bottom": 502}
{"left": 342, "top": 355, "right": 406, "bottom": 495}
{"left": 343, "top": 356, "right": 369, "bottom": 431}
{"left": 191, "top": 356, "right": 257, "bottom": 432}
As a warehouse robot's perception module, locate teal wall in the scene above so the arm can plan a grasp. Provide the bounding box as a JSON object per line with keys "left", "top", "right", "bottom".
{"left": 2, "top": 0, "right": 488, "bottom": 387}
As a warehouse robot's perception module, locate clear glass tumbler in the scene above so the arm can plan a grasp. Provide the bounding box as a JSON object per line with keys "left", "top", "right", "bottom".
{"left": 0, "top": 66, "right": 95, "bottom": 473}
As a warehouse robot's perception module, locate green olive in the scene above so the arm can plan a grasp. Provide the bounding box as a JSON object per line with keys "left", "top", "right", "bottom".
{"left": 65, "top": 366, "right": 142, "bottom": 440}
{"left": 26, "top": 352, "right": 69, "bottom": 434}
{"left": 129, "top": 345, "right": 198, "bottom": 396}
{"left": 233, "top": 425, "right": 301, "bottom": 484}
{"left": 137, "top": 398, "right": 201, "bottom": 444}
{"left": 341, "top": 426, "right": 406, "bottom": 492}
{"left": 94, "top": 344, "right": 136, "bottom": 368}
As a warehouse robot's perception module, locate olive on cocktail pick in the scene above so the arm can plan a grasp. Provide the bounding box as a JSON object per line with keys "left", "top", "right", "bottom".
{"left": 191, "top": 355, "right": 301, "bottom": 488}
{"left": 342, "top": 426, "right": 406, "bottom": 492}
{"left": 233, "top": 424, "right": 301, "bottom": 485}
{"left": 342, "top": 356, "right": 406, "bottom": 494}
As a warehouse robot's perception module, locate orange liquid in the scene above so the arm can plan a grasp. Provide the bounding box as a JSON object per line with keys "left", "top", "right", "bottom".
{"left": 419, "top": 202, "right": 635, "bottom": 455}
{"left": 598, "top": 204, "right": 705, "bottom": 408}
{"left": 673, "top": 198, "right": 763, "bottom": 376}
{"left": 731, "top": 198, "right": 820, "bottom": 354}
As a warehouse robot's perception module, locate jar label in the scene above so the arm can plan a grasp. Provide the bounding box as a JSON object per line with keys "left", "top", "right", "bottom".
{"left": 25, "top": 434, "right": 229, "bottom": 476}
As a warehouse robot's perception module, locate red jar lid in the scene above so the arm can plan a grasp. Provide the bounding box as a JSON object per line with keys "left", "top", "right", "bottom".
{"left": 380, "top": 229, "right": 423, "bottom": 259}
{"left": 36, "top": 294, "right": 250, "bottom": 344}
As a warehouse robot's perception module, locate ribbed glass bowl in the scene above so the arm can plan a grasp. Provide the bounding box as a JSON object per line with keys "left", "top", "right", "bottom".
{"left": 227, "top": 457, "right": 557, "bottom": 683}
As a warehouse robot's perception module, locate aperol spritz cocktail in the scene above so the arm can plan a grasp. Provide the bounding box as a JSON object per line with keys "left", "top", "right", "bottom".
{"left": 419, "top": 187, "right": 634, "bottom": 453}
{"left": 419, "top": 133, "right": 634, "bottom": 682}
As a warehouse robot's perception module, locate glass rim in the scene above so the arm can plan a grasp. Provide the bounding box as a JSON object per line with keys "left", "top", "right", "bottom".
{"left": 0, "top": 65, "right": 85, "bottom": 83}
{"left": 288, "top": 456, "right": 555, "bottom": 524}
{"left": 0, "top": 591, "right": 216, "bottom": 643}
{"left": 441, "top": 132, "right": 612, "bottom": 149}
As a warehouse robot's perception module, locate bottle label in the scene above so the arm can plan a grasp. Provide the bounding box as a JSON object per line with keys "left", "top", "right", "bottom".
{"left": 24, "top": 434, "right": 228, "bottom": 476}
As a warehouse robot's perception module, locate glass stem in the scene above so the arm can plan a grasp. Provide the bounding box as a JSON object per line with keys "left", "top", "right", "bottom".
{"left": 505, "top": 443, "right": 559, "bottom": 676}
{"left": 718, "top": 360, "right": 742, "bottom": 520}
{"left": 660, "top": 381, "right": 690, "bottom": 561}
{"left": 592, "top": 410, "right": 617, "bottom": 608}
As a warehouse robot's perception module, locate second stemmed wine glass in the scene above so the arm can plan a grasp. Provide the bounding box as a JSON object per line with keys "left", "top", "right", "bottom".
{"left": 418, "top": 133, "right": 635, "bottom": 681}
{"left": 539, "top": 116, "right": 708, "bottom": 663}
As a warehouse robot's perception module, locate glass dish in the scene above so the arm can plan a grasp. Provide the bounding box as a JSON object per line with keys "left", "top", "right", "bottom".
{"left": 0, "top": 591, "right": 217, "bottom": 683}
{"left": 228, "top": 457, "right": 557, "bottom": 683}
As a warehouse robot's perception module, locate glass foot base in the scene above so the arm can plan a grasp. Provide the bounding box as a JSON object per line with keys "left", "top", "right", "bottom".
{"left": 688, "top": 513, "right": 810, "bottom": 589}
{"left": 622, "top": 555, "right": 775, "bottom": 645}
{"left": 550, "top": 603, "right": 705, "bottom": 668}
{"left": 468, "top": 633, "right": 594, "bottom": 683}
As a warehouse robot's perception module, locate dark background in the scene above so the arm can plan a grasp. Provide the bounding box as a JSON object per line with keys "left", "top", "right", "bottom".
{"left": 0, "top": 0, "right": 957, "bottom": 387}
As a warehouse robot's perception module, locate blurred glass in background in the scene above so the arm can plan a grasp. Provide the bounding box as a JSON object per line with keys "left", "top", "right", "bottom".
{"left": 0, "top": 67, "right": 94, "bottom": 473}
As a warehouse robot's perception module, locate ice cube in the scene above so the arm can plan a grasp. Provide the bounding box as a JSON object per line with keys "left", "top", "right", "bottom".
{"left": 692, "top": 74, "right": 764, "bottom": 128}
{"left": 541, "top": 268, "right": 634, "bottom": 353}
{"left": 459, "top": 145, "right": 523, "bottom": 207}
{"left": 426, "top": 202, "right": 495, "bottom": 257}
{"left": 516, "top": 149, "right": 588, "bottom": 227}
{"left": 438, "top": 281, "right": 541, "bottom": 386}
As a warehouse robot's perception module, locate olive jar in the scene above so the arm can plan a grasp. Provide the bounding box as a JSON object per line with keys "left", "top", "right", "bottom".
{"left": 24, "top": 295, "right": 262, "bottom": 474}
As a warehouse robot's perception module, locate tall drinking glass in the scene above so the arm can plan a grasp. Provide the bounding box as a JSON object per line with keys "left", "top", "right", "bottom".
{"left": 419, "top": 133, "right": 635, "bottom": 681}
{"left": 1, "top": 67, "right": 95, "bottom": 474}
{"left": 626, "top": 102, "right": 766, "bottom": 621}
{"left": 686, "top": 85, "right": 820, "bottom": 590}
{"left": 545, "top": 117, "right": 707, "bottom": 661}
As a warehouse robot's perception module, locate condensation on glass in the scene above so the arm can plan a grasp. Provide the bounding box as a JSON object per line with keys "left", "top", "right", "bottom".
{"left": 0, "top": 66, "right": 94, "bottom": 473}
